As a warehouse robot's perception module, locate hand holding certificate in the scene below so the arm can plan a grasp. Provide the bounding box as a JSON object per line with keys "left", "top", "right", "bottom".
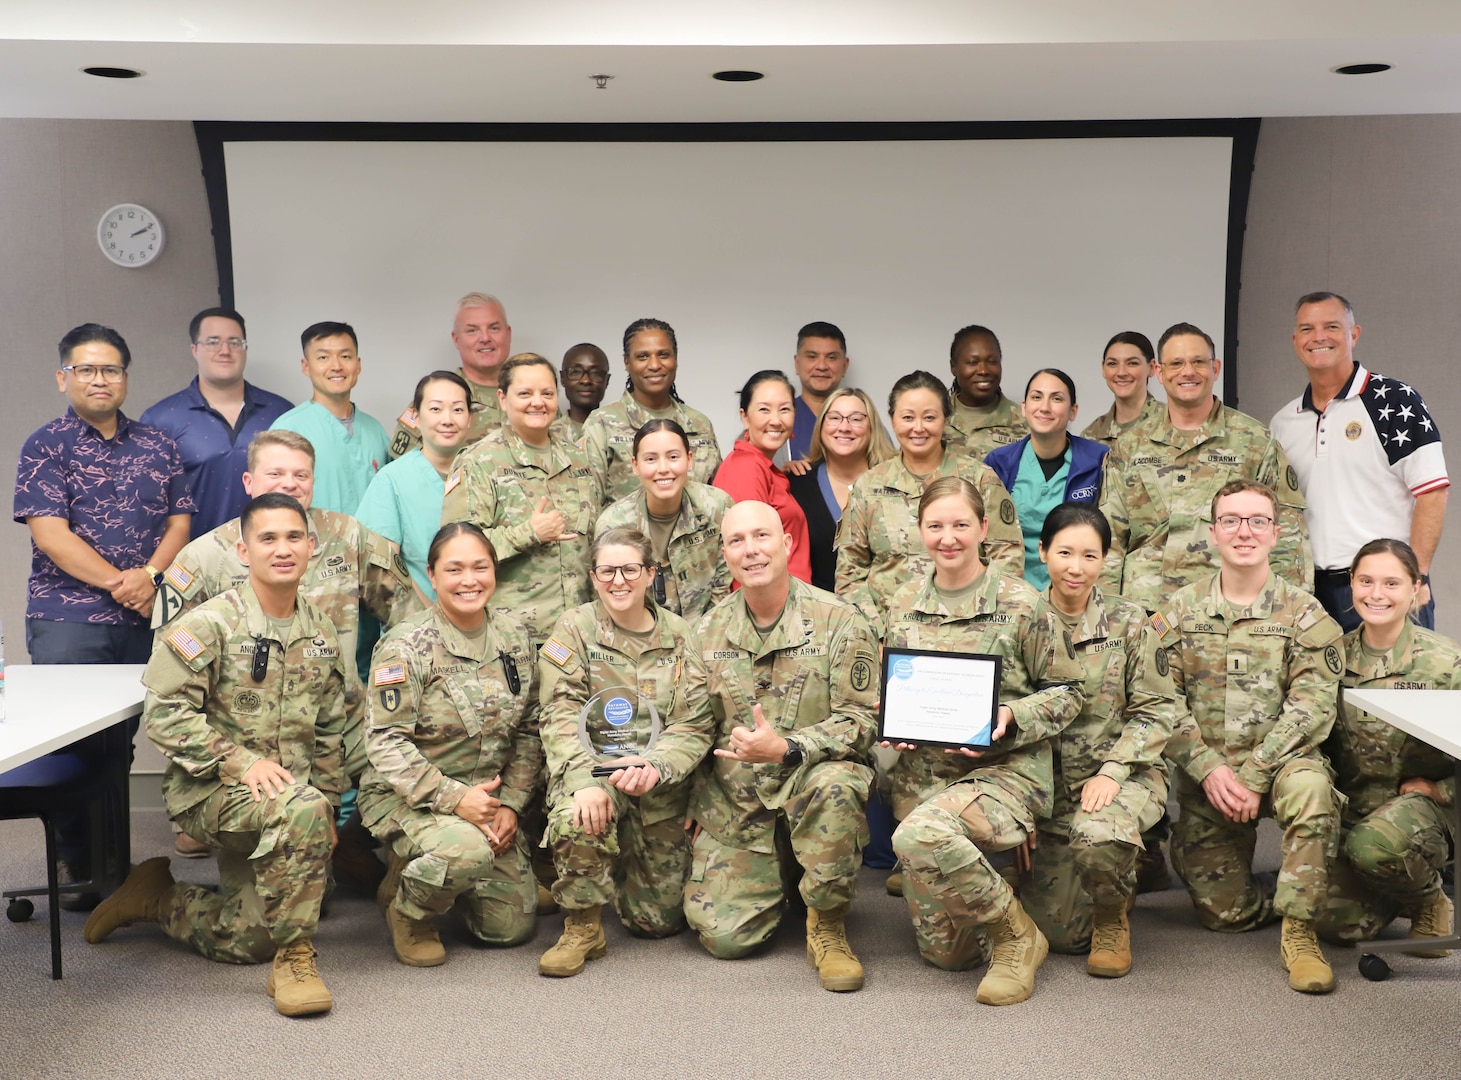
{"left": 878, "top": 647, "right": 1003, "bottom": 751}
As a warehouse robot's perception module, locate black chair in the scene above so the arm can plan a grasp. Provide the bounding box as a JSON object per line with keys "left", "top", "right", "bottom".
{"left": 0, "top": 753, "right": 112, "bottom": 979}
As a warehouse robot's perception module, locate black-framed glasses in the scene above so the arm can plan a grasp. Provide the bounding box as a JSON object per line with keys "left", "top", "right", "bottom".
{"left": 61, "top": 364, "right": 127, "bottom": 383}
{"left": 592, "top": 562, "right": 648, "bottom": 583}
{"left": 562, "top": 366, "right": 608, "bottom": 382}
{"left": 1214, "top": 514, "right": 1274, "bottom": 534}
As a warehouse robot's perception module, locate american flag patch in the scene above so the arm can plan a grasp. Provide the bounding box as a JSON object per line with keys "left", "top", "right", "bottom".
{"left": 373, "top": 663, "right": 406, "bottom": 686}
{"left": 541, "top": 637, "right": 573, "bottom": 667}
{"left": 443, "top": 469, "right": 462, "bottom": 495}
{"left": 1149, "top": 611, "right": 1173, "bottom": 637}
{"left": 397, "top": 408, "right": 419, "bottom": 430}
{"left": 166, "top": 627, "right": 205, "bottom": 661}
{"left": 165, "top": 563, "right": 194, "bottom": 591}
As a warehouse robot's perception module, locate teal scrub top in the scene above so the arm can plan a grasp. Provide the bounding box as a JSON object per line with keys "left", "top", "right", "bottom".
{"left": 353, "top": 449, "right": 444, "bottom": 599}
{"left": 1010, "top": 441, "right": 1068, "bottom": 593}
{"left": 272, "top": 399, "right": 391, "bottom": 515}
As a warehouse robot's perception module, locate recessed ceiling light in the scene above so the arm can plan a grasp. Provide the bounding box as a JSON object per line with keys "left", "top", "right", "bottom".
{"left": 83, "top": 66, "right": 144, "bottom": 79}
{"left": 712, "top": 70, "right": 765, "bottom": 83}
{"left": 1333, "top": 63, "right": 1391, "bottom": 75}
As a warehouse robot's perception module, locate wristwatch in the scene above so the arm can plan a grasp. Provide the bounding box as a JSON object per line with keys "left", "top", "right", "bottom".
{"left": 1419, "top": 573, "right": 1431, "bottom": 586}
{"left": 143, "top": 563, "right": 163, "bottom": 586}
{"left": 782, "top": 739, "right": 804, "bottom": 767}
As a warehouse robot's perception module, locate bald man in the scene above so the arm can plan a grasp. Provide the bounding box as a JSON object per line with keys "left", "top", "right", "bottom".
{"left": 609, "top": 502, "right": 880, "bottom": 991}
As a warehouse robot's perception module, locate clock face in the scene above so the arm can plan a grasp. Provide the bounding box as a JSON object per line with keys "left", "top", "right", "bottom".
{"left": 97, "top": 203, "right": 165, "bottom": 267}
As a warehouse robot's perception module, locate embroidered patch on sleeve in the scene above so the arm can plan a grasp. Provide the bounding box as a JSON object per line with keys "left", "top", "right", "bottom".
{"left": 164, "top": 564, "right": 194, "bottom": 591}
{"left": 1149, "top": 611, "right": 1173, "bottom": 637}
{"left": 443, "top": 469, "right": 462, "bottom": 495}
{"left": 166, "top": 627, "right": 204, "bottom": 661}
{"left": 541, "top": 637, "right": 573, "bottom": 667}
{"left": 373, "top": 663, "right": 406, "bottom": 686}
{"left": 397, "top": 408, "right": 419, "bottom": 430}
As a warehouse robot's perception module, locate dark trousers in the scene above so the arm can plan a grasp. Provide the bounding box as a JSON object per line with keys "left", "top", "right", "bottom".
{"left": 1313, "top": 568, "right": 1435, "bottom": 634}
{"left": 23, "top": 619, "right": 151, "bottom": 867}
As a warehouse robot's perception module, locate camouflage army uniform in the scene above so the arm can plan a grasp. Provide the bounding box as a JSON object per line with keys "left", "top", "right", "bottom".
{"left": 835, "top": 452, "right": 1024, "bottom": 639}
{"left": 639, "top": 577, "right": 880, "bottom": 958}
{"left": 1154, "top": 571, "right": 1343, "bottom": 931}
{"left": 358, "top": 605, "right": 541, "bottom": 943}
{"left": 946, "top": 393, "right": 1027, "bottom": 460}
{"left": 1099, "top": 399, "right": 1313, "bottom": 614}
{"left": 580, "top": 393, "right": 723, "bottom": 504}
{"left": 441, "top": 425, "right": 601, "bottom": 648}
{"left": 885, "top": 568, "right": 1085, "bottom": 969}
{"left": 153, "top": 508, "right": 421, "bottom": 779}
{"left": 1079, "top": 394, "right": 1164, "bottom": 448}
{"left": 143, "top": 584, "right": 347, "bottom": 964}
{"left": 387, "top": 369, "right": 501, "bottom": 460}
{"left": 1314, "top": 622, "right": 1459, "bottom": 943}
{"left": 538, "top": 599, "right": 695, "bottom": 936}
{"left": 594, "top": 482, "right": 733, "bottom": 622}
{"left": 1020, "top": 587, "right": 1175, "bottom": 953}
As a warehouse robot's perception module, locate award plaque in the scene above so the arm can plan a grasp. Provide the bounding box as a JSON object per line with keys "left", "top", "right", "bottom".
{"left": 878, "top": 647, "right": 1001, "bottom": 749}
{"left": 579, "top": 685, "right": 662, "bottom": 777}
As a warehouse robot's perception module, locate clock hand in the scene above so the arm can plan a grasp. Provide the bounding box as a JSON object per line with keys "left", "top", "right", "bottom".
{"left": 130, "top": 227, "right": 149, "bottom": 237}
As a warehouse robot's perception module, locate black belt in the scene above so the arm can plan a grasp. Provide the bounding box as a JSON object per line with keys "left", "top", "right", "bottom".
{"left": 1315, "top": 566, "right": 1351, "bottom": 580}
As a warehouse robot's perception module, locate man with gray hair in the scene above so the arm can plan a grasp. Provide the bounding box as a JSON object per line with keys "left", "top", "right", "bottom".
{"left": 388, "top": 293, "right": 513, "bottom": 459}
{"left": 1270, "top": 292, "right": 1448, "bottom": 630}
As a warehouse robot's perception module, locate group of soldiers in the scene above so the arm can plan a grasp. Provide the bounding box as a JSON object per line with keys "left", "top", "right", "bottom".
{"left": 73, "top": 299, "right": 1454, "bottom": 1018}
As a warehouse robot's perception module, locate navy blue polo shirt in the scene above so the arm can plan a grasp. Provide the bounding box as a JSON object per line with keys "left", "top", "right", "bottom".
{"left": 13, "top": 408, "right": 194, "bottom": 625}
{"left": 140, "top": 377, "right": 291, "bottom": 538}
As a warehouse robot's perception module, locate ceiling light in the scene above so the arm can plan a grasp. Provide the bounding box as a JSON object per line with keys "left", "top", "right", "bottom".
{"left": 82, "top": 66, "right": 144, "bottom": 79}
{"left": 1333, "top": 63, "right": 1391, "bottom": 75}
{"left": 589, "top": 74, "right": 613, "bottom": 89}
{"left": 712, "top": 70, "right": 765, "bottom": 83}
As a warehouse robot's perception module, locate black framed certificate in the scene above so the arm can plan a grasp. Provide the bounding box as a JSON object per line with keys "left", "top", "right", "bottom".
{"left": 878, "top": 647, "right": 1001, "bottom": 749}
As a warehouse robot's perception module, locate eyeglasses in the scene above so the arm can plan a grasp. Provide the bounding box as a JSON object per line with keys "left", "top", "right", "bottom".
{"left": 562, "top": 366, "right": 607, "bottom": 382}
{"left": 592, "top": 562, "right": 648, "bottom": 583}
{"left": 195, "top": 337, "right": 248, "bottom": 352}
{"left": 61, "top": 364, "right": 127, "bottom": 383}
{"left": 1214, "top": 514, "right": 1274, "bottom": 534}
{"left": 823, "top": 411, "right": 869, "bottom": 428}
{"left": 1160, "top": 357, "right": 1212, "bottom": 372}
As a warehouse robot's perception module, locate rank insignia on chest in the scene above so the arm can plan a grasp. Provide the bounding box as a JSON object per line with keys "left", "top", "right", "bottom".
{"left": 373, "top": 663, "right": 406, "bottom": 686}
{"left": 1227, "top": 655, "right": 1247, "bottom": 674}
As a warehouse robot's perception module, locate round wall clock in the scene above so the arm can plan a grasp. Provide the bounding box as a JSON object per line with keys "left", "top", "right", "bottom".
{"left": 97, "top": 203, "right": 165, "bottom": 267}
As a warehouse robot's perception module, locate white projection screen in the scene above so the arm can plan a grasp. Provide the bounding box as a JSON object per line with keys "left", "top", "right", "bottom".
{"left": 218, "top": 129, "right": 1241, "bottom": 447}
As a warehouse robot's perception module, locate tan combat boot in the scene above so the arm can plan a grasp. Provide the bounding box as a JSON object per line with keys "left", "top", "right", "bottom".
{"left": 1404, "top": 891, "right": 1454, "bottom": 958}
{"left": 267, "top": 941, "right": 333, "bottom": 1017}
{"left": 387, "top": 902, "right": 446, "bottom": 967}
{"left": 976, "top": 896, "right": 1048, "bottom": 1005}
{"left": 83, "top": 857, "right": 174, "bottom": 943}
{"left": 806, "top": 905, "right": 865, "bottom": 992}
{"left": 885, "top": 871, "right": 904, "bottom": 897}
{"left": 1280, "top": 916, "right": 1335, "bottom": 993}
{"left": 1086, "top": 904, "right": 1132, "bottom": 978}
{"left": 539, "top": 905, "right": 608, "bottom": 977}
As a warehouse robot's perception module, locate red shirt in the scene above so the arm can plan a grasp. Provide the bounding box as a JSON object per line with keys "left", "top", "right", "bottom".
{"left": 713, "top": 439, "right": 813, "bottom": 584}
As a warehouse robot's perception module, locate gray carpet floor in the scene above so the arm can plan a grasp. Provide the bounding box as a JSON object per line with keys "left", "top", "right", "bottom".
{"left": 1, "top": 809, "right": 1457, "bottom": 1080}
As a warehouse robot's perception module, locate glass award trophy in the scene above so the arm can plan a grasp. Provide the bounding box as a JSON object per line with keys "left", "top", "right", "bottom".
{"left": 580, "top": 685, "right": 662, "bottom": 777}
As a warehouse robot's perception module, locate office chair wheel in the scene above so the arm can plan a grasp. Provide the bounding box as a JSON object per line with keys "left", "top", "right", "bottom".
{"left": 6, "top": 898, "right": 34, "bottom": 922}
{"left": 1358, "top": 953, "right": 1390, "bottom": 982}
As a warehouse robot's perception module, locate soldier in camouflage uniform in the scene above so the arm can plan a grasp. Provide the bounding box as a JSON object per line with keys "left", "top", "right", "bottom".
{"left": 441, "top": 355, "right": 602, "bottom": 650}
{"left": 944, "top": 324, "right": 1027, "bottom": 459}
{"left": 387, "top": 292, "right": 510, "bottom": 460}
{"left": 1079, "top": 330, "right": 1164, "bottom": 448}
{"left": 359, "top": 522, "right": 541, "bottom": 966}
{"left": 594, "top": 419, "right": 733, "bottom": 622}
{"left": 536, "top": 528, "right": 697, "bottom": 976}
{"left": 1152, "top": 479, "right": 1344, "bottom": 993}
{"left": 85, "top": 494, "right": 345, "bottom": 1017}
{"left": 1017, "top": 503, "right": 1175, "bottom": 979}
{"left": 884, "top": 478, "right": 1084, "bottom": 1006}
{"left": 611, "top": 502, "right": 879, "bottom": 991}
{"left": 580, "top": 318, "right": 722, "bottom": 503}
{"left": 836, "top": 371, "right": 1023, "bottom": 640}
{"left": 1099, "top": 322, "right": 1313, "bottom": 614}
{"left": 1314, "top": 539, "right": 1457, "bottom": 953}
